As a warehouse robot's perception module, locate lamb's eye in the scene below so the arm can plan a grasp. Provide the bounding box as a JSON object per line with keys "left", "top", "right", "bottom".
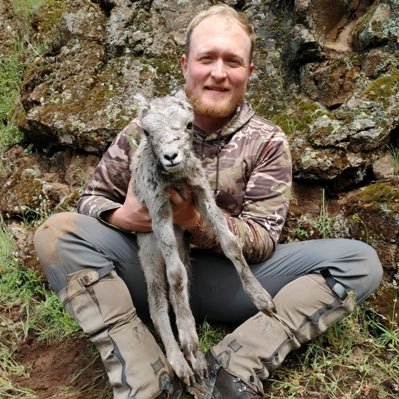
{"left": 186, "top": 122, "right": 193, "bottom": 130}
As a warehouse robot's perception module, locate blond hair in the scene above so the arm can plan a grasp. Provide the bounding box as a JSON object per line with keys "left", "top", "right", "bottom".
{"left": 184, "top": 4, "right": 255, "bottom": 61}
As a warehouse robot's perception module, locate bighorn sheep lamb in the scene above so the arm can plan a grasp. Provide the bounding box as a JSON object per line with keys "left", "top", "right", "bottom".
{"left": 132, "top": 92, "right": 275, "bottom": 387}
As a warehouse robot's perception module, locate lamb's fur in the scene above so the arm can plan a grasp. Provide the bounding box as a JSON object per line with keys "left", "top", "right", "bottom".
{"left": 131, "top": 92, "right": 275, "bottom": 387}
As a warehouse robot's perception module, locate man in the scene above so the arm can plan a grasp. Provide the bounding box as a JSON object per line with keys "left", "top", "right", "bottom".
{"left": 34, "top": 5, "right": 383, "bottom": 399}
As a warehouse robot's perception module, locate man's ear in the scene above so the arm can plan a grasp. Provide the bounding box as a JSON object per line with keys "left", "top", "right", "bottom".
{"left": 249, "top": 62, "right": 255, "bottom": 75}
{"left": 180, "top": 54, "right": 188, "bottom": 79}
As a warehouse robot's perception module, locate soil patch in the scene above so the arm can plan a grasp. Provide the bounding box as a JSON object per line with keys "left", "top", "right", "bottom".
{"left": 12, "top": 337, "right": 110, "bottom": 398}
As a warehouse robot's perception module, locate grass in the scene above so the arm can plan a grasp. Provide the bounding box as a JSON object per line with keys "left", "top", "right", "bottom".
{"left": 0, "top": 0, "right": 46, "bottom": 153}
{"left": 267, "top": 303, "right": 399, "bottom": 398}
{"left": 198, "top": 320, "right": 227, "bottom": 353}
{"left": 314, "top": 188, "right": 336, "bottom": 239}
{"left": 0, "top": 46, "right": 24, "bottom": 153}
{"left": 0, "top": 219, "right": 82, "bottom": 398}
{"left": 10, "top": 0, "right": 45, "bottom": 24}
{"left": 0, "top": 218, "right": 80, "bottom": 337}
{"left": 351, "top": 213, "right": 370, "bottom": 244}
{"left": 387, "top": 144, "right": 399, "bottom": 175}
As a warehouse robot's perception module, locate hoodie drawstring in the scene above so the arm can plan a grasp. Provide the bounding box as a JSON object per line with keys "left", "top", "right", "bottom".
{"left": 214, "top": 132, "right": 221, "bottom": 196}
{"left": 195, "top": 130, "right": 222, "bottom": 196}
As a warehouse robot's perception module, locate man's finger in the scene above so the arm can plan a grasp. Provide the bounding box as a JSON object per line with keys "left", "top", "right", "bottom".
{"left": 168, "top": 188, "right": 184, "bottom": 206}
{"left": 166, "top": 186, "right": 192, "bottom": 204}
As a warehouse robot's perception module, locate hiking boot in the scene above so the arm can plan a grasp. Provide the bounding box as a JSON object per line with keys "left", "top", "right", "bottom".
{"left": 156, "top": 373, "right": 183, "bottom": 398}
{"left": 187, "top": 352, "right": 263, "bottom": 399}
{"left": 206, "top": 352, "right": 264, "bottom": 399}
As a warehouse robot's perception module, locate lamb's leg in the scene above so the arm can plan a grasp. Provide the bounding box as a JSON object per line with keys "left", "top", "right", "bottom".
{"left": 151, "top": 215, "right": 207, "bottom": 381}
{"left": 173, "top": 228, "right": 208, "bottom": 378}
{"left": 192, "top": 184, "right": 276, "bottom": 316}
{"left": 137, "top": 234, "right": 194, "bottom": 386}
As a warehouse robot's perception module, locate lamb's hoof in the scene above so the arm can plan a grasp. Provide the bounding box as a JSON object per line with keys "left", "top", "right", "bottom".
{"left": 192, "top": 351, "right": 208, "bottom": 380}
{"left": 169, "top": 351, "right": 195, "bottom": 387}
{"left": 178, "top": 324, "right": 199, "bottom": 355}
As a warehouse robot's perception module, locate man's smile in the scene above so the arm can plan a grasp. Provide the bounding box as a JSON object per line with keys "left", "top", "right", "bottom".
{"left": 204, "top": 85, "right": 230, "bottom": 92}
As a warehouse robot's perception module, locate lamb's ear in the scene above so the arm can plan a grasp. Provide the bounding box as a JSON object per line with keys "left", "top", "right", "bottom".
{"left": 174, "top": 89, "right": 187, "bottom": 101}
{"left": 134, "top": 94, "right": 149, "bottom": 118}
{"left": 174, "top": 89, "right": 192, "bottom": 111}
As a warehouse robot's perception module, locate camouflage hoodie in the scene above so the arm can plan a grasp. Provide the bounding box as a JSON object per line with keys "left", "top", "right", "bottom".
{"left": 78, "top": 100, "right": 292, "bottom": 263}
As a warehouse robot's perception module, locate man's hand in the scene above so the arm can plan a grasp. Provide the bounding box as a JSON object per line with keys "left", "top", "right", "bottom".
{"left": 104, "top": 182, "right": 201, "bottom": 232}
{"left": 166, "top": 185, "right": 202, "bottom": 231}
{"left": 103, "top": 181, "right": 152, "bottom": 232}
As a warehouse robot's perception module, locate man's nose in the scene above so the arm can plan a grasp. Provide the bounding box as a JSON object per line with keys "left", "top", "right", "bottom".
{"left": 210, "top": 60, "right": 227, "bottom": 80}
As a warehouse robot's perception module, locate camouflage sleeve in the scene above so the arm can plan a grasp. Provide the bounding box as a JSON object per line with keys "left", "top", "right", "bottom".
{"left": 232, "top": 130, "right": 292, "bottom": 262}
{"left": 225, "top": 218, "right": 275, "bottom": 263}
{"left": 190, "top": 126, "right": 292, "bottom": 263}
{"left": 77, "top": 120, "right": 138, "bottom": 220}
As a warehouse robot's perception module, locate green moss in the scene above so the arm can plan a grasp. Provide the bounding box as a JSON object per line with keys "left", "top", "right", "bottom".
{"left": 269, "top": 97, "right": 330, "bottom": 135}
{"left": 0, "top": 166, "right": 43, "bottom": 214}
{"left": 50, "top": 80, "right": 112, "bottom": 115}
{"left": 34, "top": 0, "right": 68, "bottom": 38}
{"left": 269, "top": 114, "right": 294, "bottom": 135}
{"left": 347, "top": 51, "right": 367, "bottom": 64}
{"left": 140, "top": 56, "right": 183, "bottom": 96}
{"left": 0, "top": 10, "right": 32, "bottom": 152}
{"left": 311, "top": 120, "right": 339, "bottom": 137}
{"left": 363, "top": 68, "right": 399, "bottom": 108}
{"left": 353, "top": 3, "right": 379, "bottom": 38}
{"left": 20, "top": 58, "right": 53, "bottom": 92}
{"left": 135, "top": 9, "right": 151, "bottom": 25}
{"left": 356, "top": 182, "right": 399, "bottom": 213}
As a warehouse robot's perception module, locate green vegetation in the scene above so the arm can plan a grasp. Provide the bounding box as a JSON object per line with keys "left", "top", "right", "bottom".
{"left": 198, "top": 321, "right": 227, "bottom": 353}
{"left": 10, "top": 0, "right": 45, "bottom": 26}
{"left": 0, "top": 219, "right": 80, "bottom": 397}
{"left": 1, "top": 217, "right": 398, "bottom": 398}
{"left": 351, "top": 213, "right": 370, "bottom": 244}
{"left": 0, "top": 0, "right": 47, "bottom": 153}
{"left": 314, "top": 188, "right": 336, "bottom": 239}
{"left": 355, "top": 182, "right": 399, "bottom": 214}
{"left": 0, "top": 46, "right": 24, "bottom": 153}
{"left": 0, "top": 219, "right": 80, "bottom": 337}
{"left": 29, "top": 0, "right": 68, "bottom": 38}
{"left": 294, "top": 227, "right": 309, "bottom": 240}
{"left": 269, "top": 98, "right": 330, "bottom": 136}
{"left": 267, "top": 302, "right": 399, "bottom": 398}
{"left": 352, "top": 3, "right": 380, "bottom": 43}
{"left": 387, "top": 144, "right": 399, "bottom": 175}
{"left": 363, "top": 68, "right": 399, "bottom": 108}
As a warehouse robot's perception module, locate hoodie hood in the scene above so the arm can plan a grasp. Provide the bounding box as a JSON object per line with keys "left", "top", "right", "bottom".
{"left": 193, "top": 99, "right": 255, "bottom": 143}
{"left": 192, "top": 99, "right": 255, "bottom": 194}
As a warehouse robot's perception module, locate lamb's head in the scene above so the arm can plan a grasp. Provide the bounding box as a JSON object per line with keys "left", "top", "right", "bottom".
{"left": 135, "top": 92, "right": 194, "bottom": 174}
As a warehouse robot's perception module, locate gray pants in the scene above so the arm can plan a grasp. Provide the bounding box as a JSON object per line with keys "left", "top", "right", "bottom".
{"left": 34, "top": 212, "right": 382, "bottom": 324}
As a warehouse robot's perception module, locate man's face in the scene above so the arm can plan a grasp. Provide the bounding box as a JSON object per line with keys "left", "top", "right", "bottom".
{"left": 181, "top": 16, "right": 254, "bottom": 121}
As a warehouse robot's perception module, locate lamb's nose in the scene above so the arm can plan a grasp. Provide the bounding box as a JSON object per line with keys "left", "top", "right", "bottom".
{"left": 164, "top": 153, "right": 178, "bottom": 162}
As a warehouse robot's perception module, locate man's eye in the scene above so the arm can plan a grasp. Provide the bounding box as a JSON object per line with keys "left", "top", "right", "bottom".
{"left": 199, "top": 56, "right": 213, "bottom": 63}
{"left": 227, "top": 59, "right": 241, "bottom": 66}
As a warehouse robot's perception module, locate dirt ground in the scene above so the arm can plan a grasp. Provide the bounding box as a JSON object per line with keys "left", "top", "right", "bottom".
{"left": 12, "top": 337, "right": 110, "bottom": 399}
